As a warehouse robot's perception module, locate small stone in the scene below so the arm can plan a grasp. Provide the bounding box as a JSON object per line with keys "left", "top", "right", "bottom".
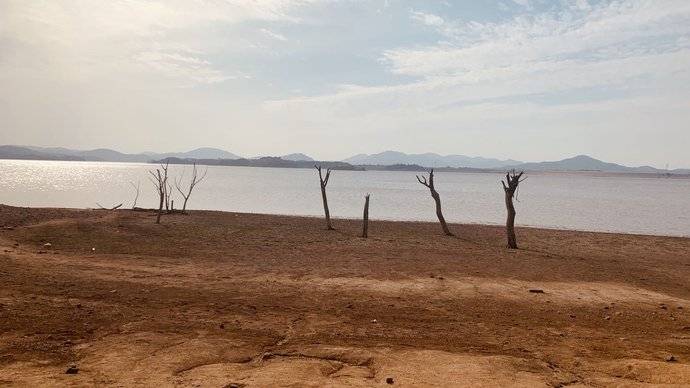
{"left": 569, "top": 314, "right": 576, "bottom": 319}
{"left": 65, "top": 365, "right": 79, "bottom": 374}
{"left": 219, "top": 323, "right": 225, "bottom": 329}
{"left": 386, "top": 377, "right": 394, "bottom": 384}
{"left": 43, "top": 242, "right": 52, "bottom": 248}
{"left": 529, "top": 289, "right": 545, "bottom": 294}
{"left": 91, "top": 247, "right": 96, "bottom": 252}
{"left": 37, "top": 251, "right": 47, "bottom": 254}
{"left": 666, "top": 355, "right": 677, "bottom": 362}
{"left": 604, "top": 316, "right": 611, "bottom": 320}
{"left": 371, "top": 319, "right": 378, "bottom": 324}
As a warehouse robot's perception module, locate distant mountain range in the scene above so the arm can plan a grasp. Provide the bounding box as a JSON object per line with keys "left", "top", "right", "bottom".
{"left": 345, "top": 151, "right": 689, "bottom": 174}
{"left": 0, "top": 145, "right": 687, "bottom": 174}
{"left": 344, "top": 151, "right": 521, "bottom": 169}
{"left": 0, "top": 145, "right": 239, "bottom": 163}
{"left": 160, "top": 156, "right": 359, "bottom": 171}
{"left": 507, "top": 155, "right": 685, "bottom": 173}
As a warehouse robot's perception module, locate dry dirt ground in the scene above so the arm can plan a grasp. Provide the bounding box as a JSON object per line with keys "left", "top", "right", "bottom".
{"left": 1, "top": 205, "right": 690, "bottom": 387}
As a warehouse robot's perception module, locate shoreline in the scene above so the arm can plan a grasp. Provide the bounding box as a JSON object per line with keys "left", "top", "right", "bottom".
{"left": 2, "top": 157, "right": 690, "bottom": 178}
{"left": 2, "top": 204, "right": 689, "bottom": 239}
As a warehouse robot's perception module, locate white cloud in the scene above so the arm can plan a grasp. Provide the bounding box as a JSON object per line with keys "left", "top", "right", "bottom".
{"left": 410, "top": 10, "right": 445, "bottom": 27}
{"left": 511, "top": 0, "right": 531, "bottom": 7}
{"left": 261, "top": 28, "right": 288, "bottom": 41}
{"left": 0, "top": 0, "right": 319, "bottom": 86}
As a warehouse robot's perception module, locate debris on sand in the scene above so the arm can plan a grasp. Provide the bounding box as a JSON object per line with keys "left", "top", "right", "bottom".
{"left": 666, "top": 355, "right": 677, "bottom": 362}
{"left": 65, "top": 365, "right": 79, "bottom": 374}
{"left": 386, "top": 377, "right": 395, "bottom": 384}
{"left": 43, "top": 242, "right": 52, "bottom": 248}
{"left": 529, "top": 289, "right": 545, "bottom": 293}
{"left": 371, "top": 319, "right": 378, "bottom": 323}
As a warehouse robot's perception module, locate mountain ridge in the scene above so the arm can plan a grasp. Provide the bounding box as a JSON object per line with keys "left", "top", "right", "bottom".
{"left": 0, "top": 145, "right": 687, "bottom": 174}
{"left": 343, "top": 150, "right": 522, "bottom": 169}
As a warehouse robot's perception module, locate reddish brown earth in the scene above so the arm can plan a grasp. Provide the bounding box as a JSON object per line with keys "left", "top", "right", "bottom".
{"left": 1, "top": 205, "right": 689, "bottom": 387}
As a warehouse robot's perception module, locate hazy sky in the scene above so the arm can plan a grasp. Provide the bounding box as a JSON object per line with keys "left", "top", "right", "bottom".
{"left": 1, "top": 0, "right": 689, "bottom": 167}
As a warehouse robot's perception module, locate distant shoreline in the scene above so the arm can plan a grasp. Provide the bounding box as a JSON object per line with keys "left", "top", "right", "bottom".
{"left": 1, "top": 156, "right": 689, "bottom": 179}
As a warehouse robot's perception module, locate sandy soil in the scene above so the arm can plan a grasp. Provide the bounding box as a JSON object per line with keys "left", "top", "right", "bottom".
{"left": 1, "top": 205, "right": 689, "bottom": 387}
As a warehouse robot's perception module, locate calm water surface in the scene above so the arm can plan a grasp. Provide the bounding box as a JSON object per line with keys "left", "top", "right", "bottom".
{"left": 1, "top": 160, "right": 689, "bottom": 236}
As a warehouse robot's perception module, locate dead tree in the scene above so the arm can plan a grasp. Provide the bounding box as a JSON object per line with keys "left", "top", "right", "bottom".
{"left": 501, "top": 170, "right": 525, "bottom": 249}
{"left": 164, "top": 181, "right": 172, "bottom": 212}
{"left": 315, "top": 165, "right": 334, "bottom": 230}
{"left": 175, "top": 162, "right": 208, "bottom": 212}
{"left": 361, "top": 194, "right": 370, "bottom": 238}
{"left": 130, "top": 181, "right": 140, "bottom": 209}
{"left": 416, "top": 169, "right": 453, "bottom": 236}
{"left": 148, "top": 162, "right": 169, "bottom": 224}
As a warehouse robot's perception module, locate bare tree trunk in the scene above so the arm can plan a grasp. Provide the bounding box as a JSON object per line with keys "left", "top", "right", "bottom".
{"left": 502, "top": 170, "right": 525, "bottom": 249}
{"left": 321, "top": 185, "right": 333, "bottom": 229}
{"left": 315, "top": 165, "right": 334, "bottom": 230}
{"left": 149, "top": 162, "right": 169, "bottom": 224}
{"left": 505, "top": 191, "right": 517, "bottom": 248}
{"left": 431, "top": 190, "right": 452, "bottom": 236}
{"left": 156, "top": 190, "right": 164, "bottom": 223}
{"left": 416, "top": 169, "right": 453, "bottom": 236}
{"left": 130, "top": 181, "right": 140, "bottom": 209}
{"left": 164, "top": 182, "right": 171, "bottom": 212}
{"left": 361, "top": 194, "right": 370, "bottom": 238}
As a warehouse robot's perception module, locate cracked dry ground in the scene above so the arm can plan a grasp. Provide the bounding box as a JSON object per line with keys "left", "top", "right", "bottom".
{"left": 1, "top": 205, "right": 690, "bottom": 387}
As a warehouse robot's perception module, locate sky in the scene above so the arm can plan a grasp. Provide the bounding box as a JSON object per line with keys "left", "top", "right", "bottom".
{"left": 1, "top": 0, "right": 689, "bottom": 167}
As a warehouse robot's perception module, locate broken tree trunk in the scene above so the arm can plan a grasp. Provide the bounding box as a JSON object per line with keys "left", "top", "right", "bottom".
{"left": 501, "top": 170, "right": 525, "bottom": 249}
{"left": 416, "top": 169, "right": 453, "bottom": 236}
{"left": 315, "top": 165, "right": 334, "bottom": 230}
{"left": 361, "top": 194, "right": 370, "bottom": 238}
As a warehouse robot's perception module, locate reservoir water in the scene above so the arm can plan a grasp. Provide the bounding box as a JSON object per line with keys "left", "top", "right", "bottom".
{"left": 1, "top": 159, "right": 688, "bottom": 236}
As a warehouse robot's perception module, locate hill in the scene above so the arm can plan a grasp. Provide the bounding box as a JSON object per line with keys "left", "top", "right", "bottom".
{"left": 281, "top": 153, "right": 314, "bottom": 162}
{"left": 1, "top": 146, "right": 239, "bottom": 163}
{"left": 508, "top": 155, "right": 687, "bottom": 173}
{"left": 344, "top": 151, "right": 521, "bottom": 169}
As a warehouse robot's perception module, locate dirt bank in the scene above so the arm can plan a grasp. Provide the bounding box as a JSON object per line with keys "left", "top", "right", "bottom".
{"left": 1, "top": 205, "right": 689, "bottom": 386}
